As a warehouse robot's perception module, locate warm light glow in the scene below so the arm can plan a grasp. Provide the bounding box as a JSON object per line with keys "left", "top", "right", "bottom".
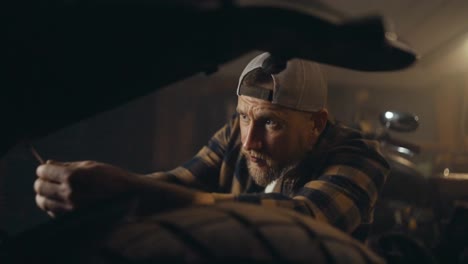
{"left": 396, "top": 146, "right": 412, "bottom": 155}
{"left": 443, "top": 168, "right": 450, "bottom": 177}
{"left": 385, "top": 32, "right": 398, "bottom": 41}
{"left": 385, "top": 111, "right": 394, "bottom": 119}
{"left": 463, "top": 37, "right": 468, "bottom": 54}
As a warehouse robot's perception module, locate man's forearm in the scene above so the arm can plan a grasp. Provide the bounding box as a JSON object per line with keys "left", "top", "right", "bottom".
{"left": 129, "top": 174, "right": 235, "bottom": 215}
{"left": 145, "top": 171, "right": 173, "bottom": 181}
{"left": 145, "top": 168, "right": 198, "bottom": 187}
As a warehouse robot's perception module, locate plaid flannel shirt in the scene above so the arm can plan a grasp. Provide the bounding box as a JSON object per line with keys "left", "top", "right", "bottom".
{"left": 156, "top": 114, "right": 389, "bottom": 233}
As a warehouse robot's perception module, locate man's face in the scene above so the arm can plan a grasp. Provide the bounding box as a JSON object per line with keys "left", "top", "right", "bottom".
{"left": 237, "top": 95, "right": 319, "bottom": 187}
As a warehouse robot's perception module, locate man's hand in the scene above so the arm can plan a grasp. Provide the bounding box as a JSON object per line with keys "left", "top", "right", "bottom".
{"left": 34, "top": 160, "right": 139, "bottom": 217}
{"left": 34, "top": 160, "right": 235, "bottom": 218}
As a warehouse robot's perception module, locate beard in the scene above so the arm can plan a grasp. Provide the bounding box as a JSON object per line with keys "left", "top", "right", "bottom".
{"left": 242, "top": 149, "right": 299, "bottom": 187}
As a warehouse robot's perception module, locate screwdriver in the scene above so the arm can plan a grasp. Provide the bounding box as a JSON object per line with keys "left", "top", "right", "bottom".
{"left": 29, "top": 143, "right": 45, "bottom": 165}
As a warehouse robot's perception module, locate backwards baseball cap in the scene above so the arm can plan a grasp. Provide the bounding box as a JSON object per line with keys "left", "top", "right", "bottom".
{"left": 237, "top": 52, "right": 327, "bottom": 112}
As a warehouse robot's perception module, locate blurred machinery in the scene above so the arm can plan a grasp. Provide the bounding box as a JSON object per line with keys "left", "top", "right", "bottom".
{"left": 360, "top": 110, "right": 468, "bottom": 264}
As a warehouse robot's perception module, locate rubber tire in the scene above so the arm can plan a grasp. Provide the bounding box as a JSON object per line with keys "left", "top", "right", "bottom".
{"left": 94, "top": 202, "right": 384, "bottom": 264}
{"left": 2, "top": 202, "right": 384, "bottom": 264}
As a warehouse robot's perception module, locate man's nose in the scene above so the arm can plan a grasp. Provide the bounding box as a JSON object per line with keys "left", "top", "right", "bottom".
{"left": 243, "top": 124, "right": 262, "bottom": 151}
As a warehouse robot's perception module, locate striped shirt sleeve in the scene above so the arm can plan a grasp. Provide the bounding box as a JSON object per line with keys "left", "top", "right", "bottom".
{"left": 147, "top": 115, "right": 237, "bottom": 191}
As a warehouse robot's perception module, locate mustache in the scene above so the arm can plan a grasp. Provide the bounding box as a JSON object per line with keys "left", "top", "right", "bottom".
{"left": 241, "top": 149, "right": 272, "bottom": 163}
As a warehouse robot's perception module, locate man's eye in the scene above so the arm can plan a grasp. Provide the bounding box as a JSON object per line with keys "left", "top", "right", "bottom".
{"left": 265, "top": 119, "right": 278, "bottom": 127}
{"left": 240, "top": 114, "right": 249, "bottom": 121}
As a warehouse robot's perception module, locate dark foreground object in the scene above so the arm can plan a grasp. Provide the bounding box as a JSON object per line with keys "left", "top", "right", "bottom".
{"left": 1, "top": 202, "right": 383, "bottom": 264}
{"left": 2, "top": 1, "right": 416, "bottom": 156}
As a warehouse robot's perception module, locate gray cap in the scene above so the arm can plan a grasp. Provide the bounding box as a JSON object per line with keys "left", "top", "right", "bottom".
{"left": 237, "top": 52, "right": 327, "bottom": 112}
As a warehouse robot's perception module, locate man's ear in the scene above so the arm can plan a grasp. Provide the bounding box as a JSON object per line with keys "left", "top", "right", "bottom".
{"left": 311, "top": 109, "right": 328, "bottom": 134}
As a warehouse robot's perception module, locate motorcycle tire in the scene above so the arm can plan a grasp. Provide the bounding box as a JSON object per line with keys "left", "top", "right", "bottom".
{"left": 3, "top": 202, "right": 384, "bottom": 264}
{"left": 98, "top": 202, "right": 383, "bottom": 264}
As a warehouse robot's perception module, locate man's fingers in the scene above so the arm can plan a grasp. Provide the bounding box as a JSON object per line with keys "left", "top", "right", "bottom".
{"left": 34, "top": 179, "right": 69, "bottom": 202}
{"left": 35, "top": 194, "right": 73, "bottom": 214}
{"left": 46, "top": 160, "right": 71, "bottom": 165}
{"left": 36, "top": 162, "right": 72, "bottom": 183}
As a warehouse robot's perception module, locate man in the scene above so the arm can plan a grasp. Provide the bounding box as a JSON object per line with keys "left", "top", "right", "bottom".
{"left": 34, "top": 52, "right": 389, "bottom": 234}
